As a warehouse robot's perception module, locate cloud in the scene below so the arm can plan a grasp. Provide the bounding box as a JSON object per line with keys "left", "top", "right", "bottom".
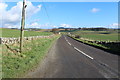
{"left": 110, "top": 23, "right": 120, "bottom": 26}
{"left": 91, "top": 8, "right": 100, "bottom": 13}
{"left": 53, "top": 26, "right": 57, "bottom": 28}
{"left": 0, "top": 1, "right": 42, "bottom": 28}
{"left": 4, "top": 24, "right": 19, "bottom": 28}
{"left": 59, "top": 24, "right": 72, "bottom": 28}
{"left": 29, "top": 22, "right": 41, "bottom": 28}
{"left": 26, "top": 22, "right": 54, "bottom": 29}
{"left": 108, "top": 23, "right": 120, "bottom": 28}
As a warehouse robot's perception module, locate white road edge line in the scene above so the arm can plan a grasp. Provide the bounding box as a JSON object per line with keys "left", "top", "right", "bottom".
{"left": 74, "top": 47, "right": 94, "bottom": 60}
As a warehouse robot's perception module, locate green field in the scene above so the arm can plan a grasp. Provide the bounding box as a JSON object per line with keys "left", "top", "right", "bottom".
{"left": 71, "top": 30, "right": 119, "bottom": 41}
{"left": 2, "top": 35, "right": 60, "bottom": 78}
{"left": 1, "top": 28, "right": 52, "bottom": 37}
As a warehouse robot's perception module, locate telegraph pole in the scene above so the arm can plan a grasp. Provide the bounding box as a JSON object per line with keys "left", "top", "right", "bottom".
{"left": 20, "top": 0, "right": 27, "bottom": 53}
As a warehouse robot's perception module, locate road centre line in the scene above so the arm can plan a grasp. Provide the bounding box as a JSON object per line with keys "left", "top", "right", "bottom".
{"left": 74, "top": 47, "right": 94, "bottom": 60}
{"left": 68, "top": 42, "right": 71, "bottom": 45}
{"left": 65, "top": 36, "right": 94, "bottom": 60}
{"left": 64, "top": 36, "right": 67, "bottom": 40}
{"left": 64, "top": 36, "right": 120, "bottom": 78}
{"left": 65, "top": 37, "right": 68, "bottom": 42}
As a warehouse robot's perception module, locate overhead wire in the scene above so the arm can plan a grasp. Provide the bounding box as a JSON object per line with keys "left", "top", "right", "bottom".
{"left": 41, "top": 0, "right": 53, "bottom": 28}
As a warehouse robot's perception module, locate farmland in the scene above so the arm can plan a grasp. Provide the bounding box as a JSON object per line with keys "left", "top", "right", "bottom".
{"left": 1, "top": 28, "right": 52, "bottom": 37}
{"left": 71, "top": 30, "right": 119, "bottom": 41}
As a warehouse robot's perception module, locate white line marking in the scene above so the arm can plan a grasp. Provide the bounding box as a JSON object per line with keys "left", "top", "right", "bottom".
{"left": 74, "top": 47, "right": 94, "bottom": 60}
{"left": 66, "top": 39, "right": 68, "bottom": 42}
{"left": 65, "top": 36, "right": 72, "bottom": 46}
{"left": 64, "top": 36, "right": 67, "bottom": 40}
{"left": 68, "top": 42, "right": 72, "bottom": 45}
{"left": 64, "top": 37, "right": 68, "bottom": 42}
{"left": 64, "top": 36, "right": 66, "bottom": 39}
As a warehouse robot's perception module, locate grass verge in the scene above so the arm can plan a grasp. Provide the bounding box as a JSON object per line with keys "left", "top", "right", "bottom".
{"left": 2, "top": 34, "right": 60, "bottom": 78}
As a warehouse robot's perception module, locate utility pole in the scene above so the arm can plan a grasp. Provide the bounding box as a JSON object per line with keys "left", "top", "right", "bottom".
{"left": 20, "top": 0, "right": 27, "bottom": 53}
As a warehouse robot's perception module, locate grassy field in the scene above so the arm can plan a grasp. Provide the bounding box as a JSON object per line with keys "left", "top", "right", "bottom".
{"left": 1, "top": 28, "right": 52, "bottom": 37}
{"left": 71, "top": 30, "right": 119, "bottom": 41}
{"left": 2, "top": 35, "right": 60, "bottom": 78}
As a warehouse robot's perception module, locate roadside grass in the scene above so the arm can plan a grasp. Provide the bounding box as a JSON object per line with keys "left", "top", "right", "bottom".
{"left": 1, "top": 28, "right": 52, "bottom": 37}
{"left": 71, "top": 30, "right": 119, "bottom": 41}
{"left": 2, "top": 35, "right": 60, "bottom": 78}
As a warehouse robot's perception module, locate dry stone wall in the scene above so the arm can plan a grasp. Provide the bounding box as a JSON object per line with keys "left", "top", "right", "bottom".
{"left": 0, "top": 34, "right": 54, "bottom": 44}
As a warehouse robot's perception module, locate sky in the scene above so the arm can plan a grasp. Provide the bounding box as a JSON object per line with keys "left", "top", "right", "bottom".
{"left": 0, "top": 1, "right": 119, "bottom": 29}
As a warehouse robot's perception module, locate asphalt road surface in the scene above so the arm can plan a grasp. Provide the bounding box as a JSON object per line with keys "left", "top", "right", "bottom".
{"left": 25, "top": 35, "right": 119, "bottom": 79}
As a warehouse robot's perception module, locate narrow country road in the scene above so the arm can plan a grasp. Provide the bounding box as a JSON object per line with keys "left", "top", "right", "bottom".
{"left": 25, "top": 35, "right": 119, "bottom": 79}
